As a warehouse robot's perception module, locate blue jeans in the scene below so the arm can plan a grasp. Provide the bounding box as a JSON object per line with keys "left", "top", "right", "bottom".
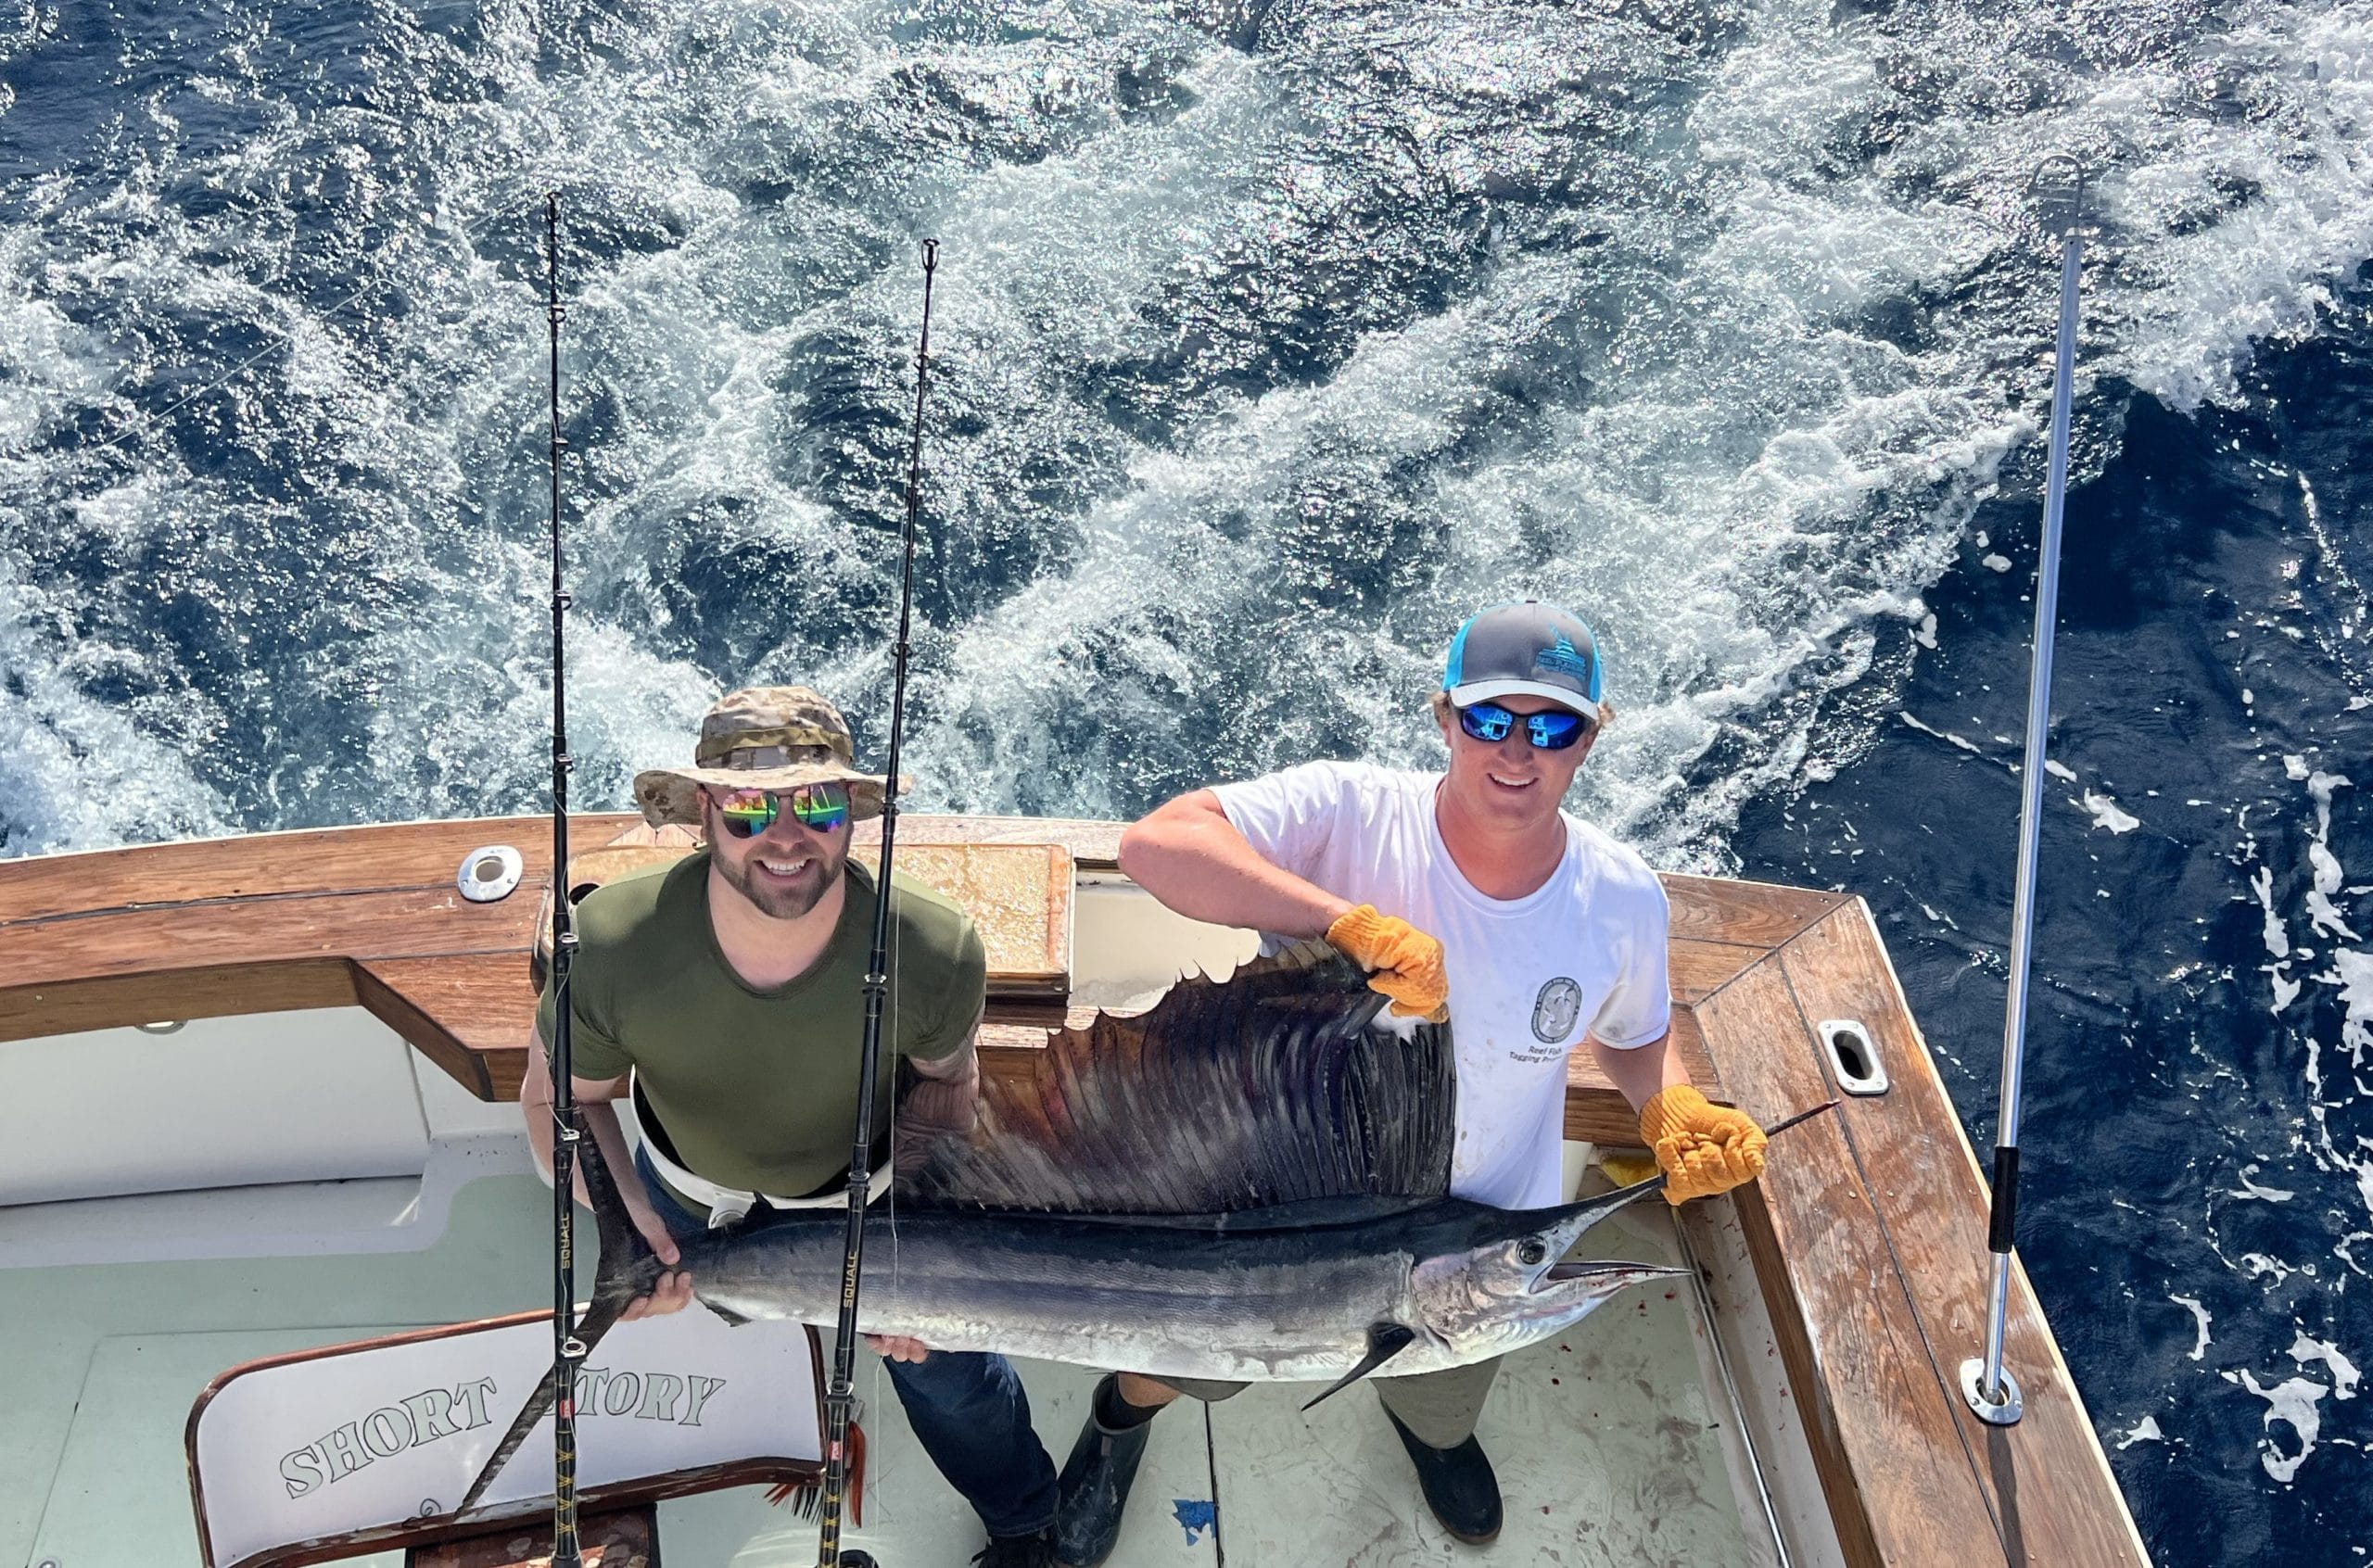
{"left": 631, "top": 1145, "right": 1060, "bottom": 1537}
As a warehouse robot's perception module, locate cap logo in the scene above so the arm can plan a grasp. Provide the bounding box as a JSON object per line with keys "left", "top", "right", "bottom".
{"left": 1535, "top": 631, "right": 1594, "bottom": 684}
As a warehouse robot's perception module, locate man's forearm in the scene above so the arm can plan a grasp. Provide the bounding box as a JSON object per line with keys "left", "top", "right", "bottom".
{"left": 520, "top": 1058, "right": 671, "bottom": 1234}
{"left": 901, "top": 1019, "right": 986, "bottom": 1167}
{"left": 526, "top": 1088, "right": 617, "bottom": 1208}
{"left": 1120, "top": 793, "right": 1351, "bottom": 936}
{"left": 1589, "top": 1032, "right": 1684, "bottom": 1118}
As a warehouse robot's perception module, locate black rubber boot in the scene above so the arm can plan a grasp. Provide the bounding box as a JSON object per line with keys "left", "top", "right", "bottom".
{"left": 1384, "top": 1405, "right": 1503, "bottom": 1545}
{"left": 1054, "top": 1377, "right": 1155, "bottom": 1567}
{"left": 970, "top": 1524, "right": 1058, "bottom": 1568}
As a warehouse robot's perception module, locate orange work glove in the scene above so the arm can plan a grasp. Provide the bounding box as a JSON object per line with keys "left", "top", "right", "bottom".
{"left": 1325, "top": 904, "right": 1450, "bottom": 1021}
{"left": 1639, "top": 1085, "right": 1767, "bottom": 1206}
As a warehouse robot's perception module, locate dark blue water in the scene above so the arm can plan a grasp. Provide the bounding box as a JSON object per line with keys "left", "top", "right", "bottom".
{"left": 4, "top": 3, "right": 2370, "bottom": 1562}
{"left": 1732, "top": 309, "right": 2373, "bottom": 1565}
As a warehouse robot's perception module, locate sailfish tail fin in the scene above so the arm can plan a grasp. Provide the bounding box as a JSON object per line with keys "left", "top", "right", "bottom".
{"left": 453, "top": 1119, "right": 663, "bottom": 1518}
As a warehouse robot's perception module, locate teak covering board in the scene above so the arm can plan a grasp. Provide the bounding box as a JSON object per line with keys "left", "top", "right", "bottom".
{"left": 4, "top": 816, "right": 2147, "bottom": 1565}
{"left": 0, "top": 814, "right": 1082, "bottom": 1096}
{"left": 1693, "top": 901, "right": 2152, "bottom": 1568}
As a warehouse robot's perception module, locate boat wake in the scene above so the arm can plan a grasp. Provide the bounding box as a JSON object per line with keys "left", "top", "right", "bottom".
{"left": 0, "top": 0, "right": 2368, "bottom": 866}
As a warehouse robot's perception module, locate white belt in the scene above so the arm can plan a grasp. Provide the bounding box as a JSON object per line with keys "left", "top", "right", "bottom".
{"left": 621, "top": 1072, "right": 894, "bottom": 1229}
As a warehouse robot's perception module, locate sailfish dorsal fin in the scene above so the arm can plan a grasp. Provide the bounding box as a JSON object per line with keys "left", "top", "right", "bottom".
{"left": 900, "top": 943, "right": 1456, "bottom": 1215}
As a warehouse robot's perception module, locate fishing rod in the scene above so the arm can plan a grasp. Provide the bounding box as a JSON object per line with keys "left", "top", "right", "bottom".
{"left": 541, "top": 192, "right": 590, "bottom": 1567}
{"left": 1961, "top": 155, "right": 2088, "bottom": 1429}
{"left": 817, "top": 237, "right": 940, "bottom": 1568}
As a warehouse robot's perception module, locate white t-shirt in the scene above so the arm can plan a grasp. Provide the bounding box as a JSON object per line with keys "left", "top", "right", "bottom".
{"left": 1212, "top": 760, "right": 1670, "bottom": 1208}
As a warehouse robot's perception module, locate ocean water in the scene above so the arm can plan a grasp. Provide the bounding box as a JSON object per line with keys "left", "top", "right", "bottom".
{"left": 1, "top": 1, "right": 2367, "bottom": 1562}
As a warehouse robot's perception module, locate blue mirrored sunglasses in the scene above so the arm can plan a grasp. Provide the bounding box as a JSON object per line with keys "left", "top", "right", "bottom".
{"left": 1455, "top": 701, "right": 1592, "bottom": 751}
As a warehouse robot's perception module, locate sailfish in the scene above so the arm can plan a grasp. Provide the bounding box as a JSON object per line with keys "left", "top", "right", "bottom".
{"left": 457, "top": 944, "right": 1700, "bottom": 1514}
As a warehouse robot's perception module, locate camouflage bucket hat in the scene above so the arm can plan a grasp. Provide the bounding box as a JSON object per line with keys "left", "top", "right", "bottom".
{"left": 631, "top": 686, "right": 907, "bottom": 828}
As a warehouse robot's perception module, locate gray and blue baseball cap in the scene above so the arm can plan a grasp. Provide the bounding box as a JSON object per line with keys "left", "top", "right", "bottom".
{"left": 1442, "top": 600, "right": 1603, "bottom": 713}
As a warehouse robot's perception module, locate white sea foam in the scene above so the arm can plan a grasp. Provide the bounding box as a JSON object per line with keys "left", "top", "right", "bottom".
{"left": 2079, "top": 790, "right": 2141, "bottom": 834}
{"left": 2173, "top": 1294, "right": 2214, "bottom": 1360}
{"left": 2116, "top": 1414, "right": 2165, "bottom": 1449}
{"left": 2253, "top": 866, "right": 2293, "bottom": 960}
{"left": 2223, "top": 1369, "right": 2328, "bottom": 1484}
{"left": 2229, "top": 1166, "right": 2296, "bottom": 1203}
{"left": 2334, "top": 949, "right": 2373, "bottom": 1064}
{"left": 1898, "top": 712, "right": 1988, "bottom": 759}
{"left": 2306, "top": 891, "right": 2360, "bottom": 942}
{"left": 2290, "top": 1333, "right": 2361, "bottom": 1400}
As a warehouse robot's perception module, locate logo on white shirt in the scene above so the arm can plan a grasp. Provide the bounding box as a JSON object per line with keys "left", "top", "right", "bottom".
{"left": 1530, "top": 976, "right": 1583, "bottom": 1043}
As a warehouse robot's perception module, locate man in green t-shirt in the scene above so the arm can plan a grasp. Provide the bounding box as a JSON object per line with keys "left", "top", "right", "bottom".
{"left": 522, "top": 686, "right": 1060, "bottom": 1568}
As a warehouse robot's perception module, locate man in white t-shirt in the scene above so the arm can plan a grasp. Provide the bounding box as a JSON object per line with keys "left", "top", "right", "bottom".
{"left": 1051, "top": 601, "right": 1770, "bottom": 1565}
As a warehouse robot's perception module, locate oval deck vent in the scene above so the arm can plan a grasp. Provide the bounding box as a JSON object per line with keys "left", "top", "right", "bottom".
{"left": 458, "top": 844, "right": 525, "bottom": 904}
{"left": 1817, "top": 1018, "right": 1889, "bottom": 1096}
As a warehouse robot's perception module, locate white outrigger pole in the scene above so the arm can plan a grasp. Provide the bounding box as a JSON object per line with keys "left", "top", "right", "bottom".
{"left": 1962, "top": 157, "right": 2087, "bottom": 1427}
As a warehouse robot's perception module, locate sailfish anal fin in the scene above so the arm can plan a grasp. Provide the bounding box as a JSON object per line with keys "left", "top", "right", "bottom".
{"left": 1300, "top": 1321, "right": 1419, "bottom": 1412}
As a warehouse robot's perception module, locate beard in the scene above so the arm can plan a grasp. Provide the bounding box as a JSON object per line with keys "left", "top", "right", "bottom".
{"left": 710, "top": 828, "right": 851, "bottom": 920}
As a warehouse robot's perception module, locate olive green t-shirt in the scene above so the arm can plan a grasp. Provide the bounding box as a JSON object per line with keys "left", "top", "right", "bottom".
{"left": 535, "top": 851, "right": 985, "bottom": 1200}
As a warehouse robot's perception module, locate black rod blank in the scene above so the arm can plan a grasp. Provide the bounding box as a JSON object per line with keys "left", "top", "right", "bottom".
{"left": 542, "top": 192, "right": 589, "bottom": 1568}
{"left": 815, "top": 238, "right": 940, "bottom": 1568}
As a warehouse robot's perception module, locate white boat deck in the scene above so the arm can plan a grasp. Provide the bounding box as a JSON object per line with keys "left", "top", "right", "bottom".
{"left": 2, "top": 1163, "right": 1761, "bottom": 1568}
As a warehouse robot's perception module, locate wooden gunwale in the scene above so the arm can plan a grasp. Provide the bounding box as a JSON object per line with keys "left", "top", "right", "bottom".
{"left": 3, "top": 814, "right": 2148, "bottom": 1565}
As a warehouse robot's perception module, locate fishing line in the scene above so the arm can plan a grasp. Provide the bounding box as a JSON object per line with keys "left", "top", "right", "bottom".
{"left": 869, "top": 871, "right": 905, "bottom": 1519}
{"left": 1203, "top": 1399, "right": 1226, "bottom": 1568}
{"left": 817, "top": 235, "right": 940, "bottom": 1568}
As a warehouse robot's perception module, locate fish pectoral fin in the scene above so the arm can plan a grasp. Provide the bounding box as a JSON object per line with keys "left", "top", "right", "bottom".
{"left": 703, "top": 1299, "right": 753, "bottom": 1328}
{"left": 1300, "top": 1321, "right": 1419, "bottom": 1413}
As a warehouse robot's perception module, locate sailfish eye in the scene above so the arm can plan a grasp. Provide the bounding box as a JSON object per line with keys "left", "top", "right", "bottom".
{"left": 1516, "top": 1239, "right": 1547, "bottom": 1266}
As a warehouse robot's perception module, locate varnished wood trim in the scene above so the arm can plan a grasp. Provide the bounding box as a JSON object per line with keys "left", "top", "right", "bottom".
{"left": 407, "top": 1502, "right": 654, "bottom": 1567}
{"left": 350, "top": 960, "right": 497, "bottom": 1100}
{"left": 1664, "top": 872, "right": 1849, "bottom": 951}
{"left": 1, "top": 817, "right": 586, "bottom": 925}
{"left": 0, "top": 960, "right": 360, "bottom": 1045}
{"left": 209, "top": 1458, "right": 810, "bottom": 1568}
{"left": 1669, "top": 939, "right": 1768, "bottom": 1004}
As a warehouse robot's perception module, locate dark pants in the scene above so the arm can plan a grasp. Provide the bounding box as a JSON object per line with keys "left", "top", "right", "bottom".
{"left": 633, "top": 1145, "right": 1060, "bottom": 1538}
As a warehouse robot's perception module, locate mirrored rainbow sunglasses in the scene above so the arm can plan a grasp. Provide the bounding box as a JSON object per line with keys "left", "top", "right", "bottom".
{"left": 713, "top": 782, "right": 852, "bottom": 838}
